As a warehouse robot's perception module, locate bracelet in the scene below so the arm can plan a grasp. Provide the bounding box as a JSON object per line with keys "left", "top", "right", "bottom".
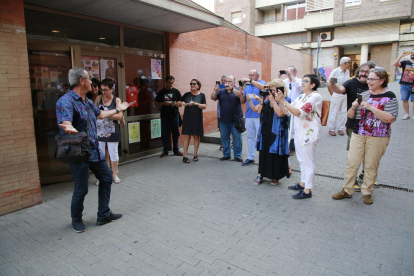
{"left": 283, "top": 102, "right": 287, "bottom": 107}
{"left": 351, "top": 107, "right": 356, "bottom": 111}
{"left": 115, "top": 108, "right": 119, "bottom": 114}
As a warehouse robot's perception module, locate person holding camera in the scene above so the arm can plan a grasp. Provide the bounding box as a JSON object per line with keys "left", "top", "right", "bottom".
{"left": 392, "top": 49, "right": 414, "bottom": 120}
{"left": 275, "top": 74, "right": 322, "bottom": 199}
{"left": 211, "top": 75, "right": 243, "bottom": 161}
{"left": 246, "top": 79, "right": 291, "bottom": 186}
{"left": 238, "top": 69, "right": 266, "bottom": 166}
{"left": 332, "top": 69, "right": 398, "bottom": 205}
{"left": 327, "top": 57, "right": 351, "bottom": 136}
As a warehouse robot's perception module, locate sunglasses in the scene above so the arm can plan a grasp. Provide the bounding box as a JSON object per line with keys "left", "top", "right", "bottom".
{"left": 190, "top": 83, "right": 198, "bottom": 85}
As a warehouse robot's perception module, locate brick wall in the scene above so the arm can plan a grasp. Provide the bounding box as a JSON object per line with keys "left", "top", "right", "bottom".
{"left": 169, "top": 27, "right": 312, "bottom": 143}
{"left": 371, "top": 44, "right": 393, "bottom": 73}
{"left": 0, "top": 0, "right": 42, "bottom": 215}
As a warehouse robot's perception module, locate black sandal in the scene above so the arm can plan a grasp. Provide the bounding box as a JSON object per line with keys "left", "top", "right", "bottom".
{"left": 254, "top": 175, "right": 263, "bottom": 185}
{"left": 183, "top": 157, "right": 190, "bottom": 163}
{"left": 271, "top": 179, "right": 279, "bottom": 186}
{"left": 193, "top": 155, "right": 199, "bottom": 162}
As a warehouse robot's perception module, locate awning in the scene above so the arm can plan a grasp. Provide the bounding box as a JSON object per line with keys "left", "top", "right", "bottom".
{"left": 24, "top": 0, "right": 225, "bottom": 33}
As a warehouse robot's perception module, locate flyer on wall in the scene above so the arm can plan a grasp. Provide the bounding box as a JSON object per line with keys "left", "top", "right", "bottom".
{"left": 128, "top": 122, "right": 141, "bottom": 143}
{"left": 81, "top": 56, "right": 100, "bottom": 79}
{"left": 150, "top": 119, "right": 161, "bottom": 139}
{"left": 100, "top": 58, "right": 117, "bottom": 80}
{"left": 151, "top": 59, "right": 162, "bottom": 80}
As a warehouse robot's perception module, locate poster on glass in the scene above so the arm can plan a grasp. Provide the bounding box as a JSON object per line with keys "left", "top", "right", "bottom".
{"left": 128, "top": 122, "right": 141, "bottom": 143}
{"left": 151, "top": 59, "right": 162, "bottom": 80}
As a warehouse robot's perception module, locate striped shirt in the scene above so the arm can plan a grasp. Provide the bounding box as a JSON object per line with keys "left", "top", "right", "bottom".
{"left": 354, "top": 90, "right": 398, "bottom": 137}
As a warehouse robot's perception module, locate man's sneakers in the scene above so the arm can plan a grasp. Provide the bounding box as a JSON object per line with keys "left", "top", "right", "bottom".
{"left": 97, "top": 212, "right": 123, "bottom": 225}
{"left": 292, "top": 190, "right": 312, "bottom": 199}
{"left": 288, "top": 183, "right": 304, "bottom": 191}
{"left": 332, "top": 189, "right": 352, "bottom": 200}
{"left": 242, "top": 159, "right": 254, "bottom": 165}
{"left": 72, "top": 220, "right": 85, "bottom": 233}
{"left": 354, "top": 171, "right": 379, "bottom": 191}
{"left": 402, "top": 114, "right": 410, "bottom": 120}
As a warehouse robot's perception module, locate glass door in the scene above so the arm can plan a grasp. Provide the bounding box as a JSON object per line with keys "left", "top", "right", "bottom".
{"left": 80, "top": 51, "right": 125, "bottom": 162}
{"left": 28, "top": 49, "right": 73, "bottom": 185}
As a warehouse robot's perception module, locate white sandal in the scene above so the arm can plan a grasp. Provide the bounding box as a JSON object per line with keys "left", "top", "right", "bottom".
{"left": 95, "top": 180, "right": 99, "bottom": 186}
{"left": 114, "top": 176, "right": 121, "bottom": 184}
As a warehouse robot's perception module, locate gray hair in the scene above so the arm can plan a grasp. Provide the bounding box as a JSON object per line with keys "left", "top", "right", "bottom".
{"left": 251, "top": 69, "right": 260, "bottom": 76}
{"left": 287, "top": 66, "right": 297, "bottom": 73}
{"left": 137, "top": 70, "right": 144, "bottom": 75}
{"left": 68, "top": 67, "right": 88, "bottom": 87}
{"left": 221, "top": 74, "right": 228, "bottom": 78}
{"left": 227, "top": 75, "right": 235, "bottom": 81}
{"left": 340, "top": 57, "right": 351, "bottom": 65}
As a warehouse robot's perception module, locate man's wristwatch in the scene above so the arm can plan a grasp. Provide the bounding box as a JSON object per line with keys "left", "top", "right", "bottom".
{"left": 283, "top": 102, "right": 287, "bottom": 107}
{"left": 115, "top": 108, "right": 120, "bottom": 114}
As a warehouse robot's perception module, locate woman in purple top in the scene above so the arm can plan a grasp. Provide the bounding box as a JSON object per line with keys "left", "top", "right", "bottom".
{"left": 332, "top": 69, "right": 399, "bottom": 205}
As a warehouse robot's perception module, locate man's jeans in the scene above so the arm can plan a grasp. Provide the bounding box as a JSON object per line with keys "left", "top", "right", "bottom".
{"left": 161, "top": 115, "right": 180, "bottom": 153}
{"left": 220, "top": 121, "right": 242, "bottom": 158}
{"left": 245, "top": 118, "right": 260, "bottom": 160}
{"left": 69, "top": 160, "right": 112, "bottom": 221}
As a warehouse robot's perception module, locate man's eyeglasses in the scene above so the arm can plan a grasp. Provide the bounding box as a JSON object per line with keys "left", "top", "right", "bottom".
{"left": 101, "top": 88, "right": 111, "bottom": 92}
{"left": 366, "top": 78, "right": 380, "bottom": 81}
{"left": 190, "top": 83, "right": 198, "bottom": 85}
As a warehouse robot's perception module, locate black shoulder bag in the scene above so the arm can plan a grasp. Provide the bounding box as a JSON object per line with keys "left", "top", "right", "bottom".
{"left": 55, "top": 110, "right": 92, "bottom": 164}
{"left": 225, "top": 91, "right": 245, "bottom": 133}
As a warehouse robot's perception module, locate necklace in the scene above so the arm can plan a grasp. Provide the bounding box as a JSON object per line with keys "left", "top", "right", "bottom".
{"left": 103, "top": 96, "right": 112, "bottom": 105}
{"left": 301, "top": 92, "right": 313, "bottom": 103}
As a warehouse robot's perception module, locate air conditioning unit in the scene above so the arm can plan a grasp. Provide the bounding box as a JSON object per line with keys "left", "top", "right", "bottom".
{"left": 320, "top": 32, "right": 332, "bottom": 41}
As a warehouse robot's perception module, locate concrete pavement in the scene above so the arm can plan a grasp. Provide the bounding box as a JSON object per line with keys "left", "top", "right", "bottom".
{"left": 1, "top": 82, "right": 413, "bottom": 276}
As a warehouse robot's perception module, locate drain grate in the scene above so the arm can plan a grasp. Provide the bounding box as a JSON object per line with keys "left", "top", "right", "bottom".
{"left": 291, "top": 169, "right": 413, "bottom": 193}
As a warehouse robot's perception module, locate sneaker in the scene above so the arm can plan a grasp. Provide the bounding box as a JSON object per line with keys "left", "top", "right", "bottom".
{"left": 97, "top": 212, "right": 123, "bottom": 225}
{"left": 374, "top": 182, "right": 380, "bottom": 188}
{"left": 358, "top": 172, "right": 364, "bottom": 180}
{"left": 292, "top": 190, "right": 312, "bottom": 199}
{"left": 402, "top": 114, "right": 410, "bottom": 120}
{"left": 332, "top": 189, "right": 352, "bottom": 200}
{"left": 220, "top": 156, "right": 231, "bottom": 161}
{"left": 363, "top": 195, "right": 373, "bottom": 205}
{"left": 354, "top": 181, "right": 361, "bottom": 192}
{"left": 234, "top": 157, "right": 243, "bottom": 162}
{"left": 72, "top": 220, "right": 85, "bottom": 233}
{"left": 242, "top": 159, "right": 254, "bottom": 166}
{"left": 288, "top": 183, "right": 304, "bottom": 191}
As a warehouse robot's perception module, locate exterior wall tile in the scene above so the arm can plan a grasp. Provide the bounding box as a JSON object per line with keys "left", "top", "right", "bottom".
{"left": 0, "top": 0, "right": 41, "bottom": 216}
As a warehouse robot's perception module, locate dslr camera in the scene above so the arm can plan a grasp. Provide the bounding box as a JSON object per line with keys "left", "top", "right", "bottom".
{"left": 259, "top": 88, "right": 272, "bottom": 96}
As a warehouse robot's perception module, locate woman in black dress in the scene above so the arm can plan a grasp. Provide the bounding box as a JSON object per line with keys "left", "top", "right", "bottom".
{"left": 180, "top": 79, "right": 207, "bottom": 163}
{"left": 247, "top": 79, "right": 291, "bottom": 185}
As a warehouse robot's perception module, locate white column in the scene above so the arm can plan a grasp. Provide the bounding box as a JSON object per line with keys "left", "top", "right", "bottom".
{"left": 361, "top": 44, "right": 369, "bottom": 64}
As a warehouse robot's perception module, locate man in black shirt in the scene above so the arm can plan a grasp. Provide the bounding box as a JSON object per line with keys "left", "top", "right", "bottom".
{"left": 328, "top": 63, "right": 375, "bottom": 192}
{"left": 155, "top": 75, "right": 183, "bottom": 157}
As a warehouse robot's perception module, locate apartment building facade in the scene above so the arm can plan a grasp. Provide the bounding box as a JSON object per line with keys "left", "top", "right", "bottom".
{"left": 216, "top": 0, "right": 414, "bottom": 81}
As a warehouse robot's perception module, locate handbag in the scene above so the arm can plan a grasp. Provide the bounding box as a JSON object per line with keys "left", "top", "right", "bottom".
{"left": 234, "top": 116, "right": 246, "bottom": 133}
{"left": 55, "top": 110, "right": 91, "bottom": 164}
{"left": 320, "top": 100, "right": 330, "bottom": 126}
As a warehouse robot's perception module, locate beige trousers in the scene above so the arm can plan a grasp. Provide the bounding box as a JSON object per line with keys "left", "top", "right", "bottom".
{"left": 343, "top": 134, "right": 389, "bottom": 196}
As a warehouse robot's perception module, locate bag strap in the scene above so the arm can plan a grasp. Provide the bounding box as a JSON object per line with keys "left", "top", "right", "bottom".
{"left": 86, "top": 106, "right": 90, "bottom": 132}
